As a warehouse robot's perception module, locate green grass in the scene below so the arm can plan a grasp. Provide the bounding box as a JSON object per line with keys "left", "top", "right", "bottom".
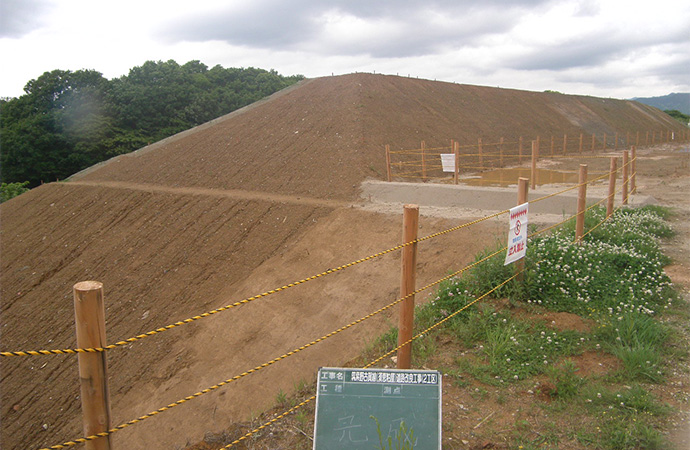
{"left": 409, "top": 205, "right": 679, "bottom": 449}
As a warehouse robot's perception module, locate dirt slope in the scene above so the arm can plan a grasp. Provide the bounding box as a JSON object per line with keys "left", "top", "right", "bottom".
{"left": 71, "top": 73, "right": 683, "bottom": 200}
{"left": 1, "top": 73, "right": 686, "bottom": 450}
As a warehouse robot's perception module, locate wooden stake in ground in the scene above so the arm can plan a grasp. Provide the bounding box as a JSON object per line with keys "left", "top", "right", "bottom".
{"left": 623, "top": 150, "right": 629, "bottom": 205}
{"left": 516, "top": 177, "right": 529, "bottom": 281}
{"left": 478, "top": 138, "right": 483, "bottom": 169}
{"left": 607, "top": 157, "right": 617, "bottom": 218}
{"left": 576, "top": 165, "right": 588, "bottom": 242}
{"left": 421, "top": 141, "right": 427, "bottom": 181}
{"left": 631, "top": 146, "right": 637, "bottom": 194}
{"left": 563, "top": 133, "right": 568, "bottom": 155}
{"left": 397, "top": 205, "right": 419, "bottom": 370}
{"left": 531, "top": 140, "right": 538, "bottom": 190}
{"left": 385, "top": 145, "right": 392, "bottom": 182}
{"left": 454, "top": 141, "right": 460, "bottom": 185}
{"left": 74, "top": 281, "right": 112, "bottom": 450}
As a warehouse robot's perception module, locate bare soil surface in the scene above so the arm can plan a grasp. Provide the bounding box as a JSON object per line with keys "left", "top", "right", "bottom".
{"left": 1, "top": 74, "right": 687, "bottom": 450}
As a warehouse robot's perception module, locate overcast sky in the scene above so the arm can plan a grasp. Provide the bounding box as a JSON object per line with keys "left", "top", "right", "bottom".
{"left": 1, "top": 0, "right": 688, "bottom": 99}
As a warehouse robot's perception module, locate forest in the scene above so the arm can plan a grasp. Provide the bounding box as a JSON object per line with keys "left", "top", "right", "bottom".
{"left": 0, "top": 60, "right": 303, "bottom": 188}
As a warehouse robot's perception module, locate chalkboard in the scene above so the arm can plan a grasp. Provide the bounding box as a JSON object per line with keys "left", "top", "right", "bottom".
{"left": 313, "top": 367, "right": 442, "bottom": 450}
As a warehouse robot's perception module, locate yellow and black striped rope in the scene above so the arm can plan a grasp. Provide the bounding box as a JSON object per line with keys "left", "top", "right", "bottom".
{"left": 38, "top": 243, "right": 509, "bottom": 449}
{"left": 222, "top": 206, "right": 621, "bottom": 447}
{"left": 224, "top": 270, "right": 521, "bottom": 448}
{"left": 6, "top": 208, "right": 509, "bottom": 359}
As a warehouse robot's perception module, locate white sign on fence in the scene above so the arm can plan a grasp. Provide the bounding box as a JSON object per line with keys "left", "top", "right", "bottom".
{"left": 504, "top": 202, "right": 528, "bottom": 265}
{"left": 440, "top": 154, "right": 455, "bottom": 173}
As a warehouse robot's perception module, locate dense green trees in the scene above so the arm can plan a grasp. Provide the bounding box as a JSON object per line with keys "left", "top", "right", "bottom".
{"left": 0, "top": 61, "right": 303, "bottom": 187}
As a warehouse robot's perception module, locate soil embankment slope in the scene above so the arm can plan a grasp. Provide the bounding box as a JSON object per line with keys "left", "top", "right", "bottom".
{"left": 1, "top": 73, "right": 685, "bottom": 450}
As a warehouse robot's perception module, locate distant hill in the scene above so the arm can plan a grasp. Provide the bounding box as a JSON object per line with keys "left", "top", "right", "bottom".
{"left": 632, "top": 93, "right": 690, "bottom": 115}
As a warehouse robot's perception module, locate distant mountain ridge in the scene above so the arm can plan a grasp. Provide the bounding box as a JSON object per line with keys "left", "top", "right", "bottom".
{"left": 632, "top": 93, "right": 690, "bottom": 115}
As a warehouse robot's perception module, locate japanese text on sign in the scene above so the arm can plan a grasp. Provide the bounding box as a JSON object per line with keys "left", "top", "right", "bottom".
{"left": 505, "top": 202, "right": 528, "bottom": 265}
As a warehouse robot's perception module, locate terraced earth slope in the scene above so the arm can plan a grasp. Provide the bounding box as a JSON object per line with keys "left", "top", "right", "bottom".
{"left": 1, "top": 73, "right": 685, "bottom": 450}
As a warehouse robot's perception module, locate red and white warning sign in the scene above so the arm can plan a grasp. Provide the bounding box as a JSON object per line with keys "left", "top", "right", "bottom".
{"left": 504, "top": 202, "right": 528, "bottom": 265}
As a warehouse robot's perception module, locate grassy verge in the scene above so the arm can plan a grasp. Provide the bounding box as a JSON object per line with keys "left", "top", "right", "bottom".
{"left": 398, "top": 205, "right": 684, "bottom": 449}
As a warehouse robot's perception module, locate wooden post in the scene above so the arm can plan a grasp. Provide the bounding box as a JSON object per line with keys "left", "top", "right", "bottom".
{"left": 607, "top": 157, "right": 617, "bottom": 218}
{"left": 631, "top": 146, "right": 637, "bottom": 194}
{"left": 397, "top": 205, "right": 419, "bottom": 370}
{"left": 591, "top": 133, "right": 596, "bottom": 152}
{"left": 666, "top": 130, "right": 670, "bottom": 142}
{"left": 453, "top": 141, "right": 460, "bottom": 185}
{"left": 576, "top": 165, "right": 588, "bottom": 243}
{"left": 614, "top": 132, "right": 618, "bottom": 150}
{"left": 603, "top": 133, "right": 607, "bottom": 150}
{"left": 563, "top": 133, "right": 568, "bottom": 155}
{"left": 385, "top": 145, "right": 392, "bottom": 182}
{"left": 421, "top": 141, "right": 427, "bottom": 181}
{"left": 478, "top": 137, "right": 483, "bottom": 168}
{"left": 531, "top": 140, "right": 538, "bottom": 190}
{"left": 516, "top": 177, "right": 529, "bottom": 281}
{"left": 74, "top": 281, "right": 112, "bottom": 450}
{"left": 622, "top": 150, "right": 629, "bottom": 205}
{"left": 499, "top": 137, "right": 504, "bottom": 166}
{"left": 579, "top": 133, "right": 583, "bottom": 154}
{"left": 518, "top": 136, "right": 523, "bottom": 164}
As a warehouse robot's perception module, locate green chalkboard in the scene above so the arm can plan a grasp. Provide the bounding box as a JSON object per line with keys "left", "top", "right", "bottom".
{"left": 313, "top": 367, "right": 442, "bottom": 450}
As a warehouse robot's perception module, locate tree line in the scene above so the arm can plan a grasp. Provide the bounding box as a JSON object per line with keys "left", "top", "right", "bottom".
{"left": 0, "top": 60, "right": 303, "bottom": 188}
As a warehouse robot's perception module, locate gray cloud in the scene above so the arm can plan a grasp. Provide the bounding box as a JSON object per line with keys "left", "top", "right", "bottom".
{"left": 508, "top": 19, "right": 690, "bottom": 73}
{"left": 158, "top": 0, "right": 551, "bottom": 57}
{"left": 0, "top": 0, "right": 50, "bottom": 38}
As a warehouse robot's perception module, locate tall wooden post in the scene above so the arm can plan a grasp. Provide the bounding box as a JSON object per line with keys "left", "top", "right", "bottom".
{"left": 397, "top": 205, "right": 419, "bottom": 370}
{"left": 607, "top": 157, "right": 617, "bottom": 218}
{"left": 385, "top": 145, "right": 392, "bottom": 182}
{"left": 631, "top": 146, "right": 637, "bottom": 194}
{"left": 516, "top": 177, "right": 529, "bottom": 281}
{"left": 518, "top": 136, "right": 523, "bottom": 164}
{"left": 453, "top": 141, "right": 460, "bottom": 185}
{"left": 622, "top": 150, "right": 629, "bottom": 205}
{"left": 579, "top": 133, "right": 583, "bottom": 154}
{"left": 576, "top": 165, "right": 588, "bottom": 243}
{"left": 74, "top": 281, "right": 112, "bottom": 450}
{"left": 421, "top": 141, "right": 427, "bottom": 181}
{"left": 603, "top": 133, "right": 607, "bottom": 150}
{"left": 531, "top": 140, "right": 538, "bottom": 190}
{"left": 563, "top": 133, "right": 568, "bottom": 155}
{"left": 478, "top": 138, "right": 483, "bottom": 168}
{"left": 666, "top": 130, "right": 670, "bottom": 142}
